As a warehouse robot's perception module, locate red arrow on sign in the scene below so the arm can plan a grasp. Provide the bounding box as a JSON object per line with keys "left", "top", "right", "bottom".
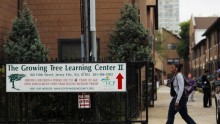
{"left": 116, "top": 73, "right": 124, "bottom": 89}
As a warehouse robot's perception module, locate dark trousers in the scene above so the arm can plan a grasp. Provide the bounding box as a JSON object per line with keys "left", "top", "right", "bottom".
{"left": 166, "top": 97, "right": 196, "bottom": 124}
{"left": 203, "top": 88, "right": 211, "bottom": 107}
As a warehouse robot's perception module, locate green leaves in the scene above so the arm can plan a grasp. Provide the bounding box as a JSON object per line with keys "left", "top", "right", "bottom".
{"left": 8, "top": 74, "right": 25, "bottom": 82}
{"left": 177, "top": 20, "right": 190, "bottom": 60}
{"left": 109, "top": 3, "right": 152, "bottom": 62}
{"left": 4, "top": 2, "right": 49, "bottom": 62}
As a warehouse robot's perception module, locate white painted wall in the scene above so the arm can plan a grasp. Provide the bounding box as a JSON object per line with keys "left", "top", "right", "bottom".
{"left": 195, "top": 29, "right": 206, "bottom": 44}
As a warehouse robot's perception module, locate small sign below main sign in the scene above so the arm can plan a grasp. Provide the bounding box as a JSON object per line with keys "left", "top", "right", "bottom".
{"left": 78, "top": 94, "right": 91, "bottom": 109}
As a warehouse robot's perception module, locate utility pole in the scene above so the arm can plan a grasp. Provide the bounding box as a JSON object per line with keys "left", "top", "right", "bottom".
{"left": 80, "top": 0, "right": 85, "bottom": 61}
{"left": 84, "top": 0, "right": 89, "bottom": 62}
{"left": 80, "top": 0, "right": 90, "bottom": 122}
{"left": 90, "top": 0, "right": 99, "bottom": 121}
{"left": 90, "top": 0, "right": 97, "bottom": 61}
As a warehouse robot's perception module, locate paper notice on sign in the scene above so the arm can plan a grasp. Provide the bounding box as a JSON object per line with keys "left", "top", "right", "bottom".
{"left": 78, "top": 94, "right": 91, "bottom": 109}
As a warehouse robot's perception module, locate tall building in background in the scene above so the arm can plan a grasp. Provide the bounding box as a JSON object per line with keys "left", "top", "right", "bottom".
{"left": 158, "top": 0, "right": 179, "bottom": 34}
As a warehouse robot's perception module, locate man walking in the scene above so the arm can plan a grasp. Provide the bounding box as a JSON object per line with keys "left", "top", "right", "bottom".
{"left": 166, "top": 63, "right": 196, "bottom": 124}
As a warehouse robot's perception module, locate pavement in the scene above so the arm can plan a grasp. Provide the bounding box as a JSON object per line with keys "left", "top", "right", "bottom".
{"left": 148, "top": 85, "right": 216, "bottom": 124}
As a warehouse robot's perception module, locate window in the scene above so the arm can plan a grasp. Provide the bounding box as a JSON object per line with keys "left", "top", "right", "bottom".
{"left": 214, "top": 32, "right": 217, "bottom": 45}
{"left": 58, "top": 39, "right": 82, "bottom": 60}
{"left": 173, "top": 59, "right": 180, "bottom": 64}
{"left": 58, "top": 39, "right": 100, "bottom": 61}
{"left": 167, "top": 58, "right": 180, "bottom": 65}
{"left": 167, "top": 59, "right": 173, "bottom": 65}
{"left": 167, "top": 43, "right": 176, "bottom": 50}
{"left": 193, "top": 51, "right": 196, "bottom": 59}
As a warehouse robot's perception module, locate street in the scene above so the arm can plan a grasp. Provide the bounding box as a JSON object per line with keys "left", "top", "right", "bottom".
{"left": 148, "top": 85, "right": 216, "bottom": 124}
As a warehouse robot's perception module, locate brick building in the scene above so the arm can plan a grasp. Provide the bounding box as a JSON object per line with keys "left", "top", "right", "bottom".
{"left": 0, "top": 0, "right": 158, "bottom": 61}
{"left": 160, "top": 28, "right": 181, "bottom": 81}
{"left": 0, "top": 0, "right": 17, "bottom": 60}
{"left": 189, "top": 16, "right": 218, "bottom": 77}
{"left": 0, "top": 0, "right": 160, "bottom": 123}
{"left": 202, "top": 17, "right": 220, "bottom": 74}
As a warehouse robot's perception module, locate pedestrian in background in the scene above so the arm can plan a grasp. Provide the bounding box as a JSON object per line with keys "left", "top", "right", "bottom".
{"left": 188, "top": 73, "right": 196, "bottom": 102}
{"left": 155, "top": 75, "right": 159, "bottom": 88}
{"left": 202, "top": 70, "right": 211, "bottom": 107}
{"left": 166, "top": 64, "right": 196, "bottom": 124}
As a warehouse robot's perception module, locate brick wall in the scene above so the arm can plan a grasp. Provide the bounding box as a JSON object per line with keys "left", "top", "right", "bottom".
{"left": 0, "top": 0, "right": 17, "bottom": 60}
{"left": 147, "top": 0, "right": 156, "bottom": 5}
{"left": 25, "top": 0, "right": 127, "bottom": 59}
{"left": 1, "top": 0, "right": 152, "bottom": 60}
{"left": 162, "top": 29, "right": 180, "bottom": 79}
{"left": 25, "top": 0, "right": 81, "bottom": 58}
{"left": 96, "top": 0, "right": 125, "bottom": 56}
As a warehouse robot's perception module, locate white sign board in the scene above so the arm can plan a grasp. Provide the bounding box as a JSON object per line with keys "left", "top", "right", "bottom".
{"left": 78, "top": 94, "right": 91, "bottom": 109}
{"left": 6, "top": 63, "right": 126, "bottom": 92}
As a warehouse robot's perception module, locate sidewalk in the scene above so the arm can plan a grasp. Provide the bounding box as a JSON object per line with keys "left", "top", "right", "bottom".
{"left": 148, "top": 85, "right": 216, "bottom": 124}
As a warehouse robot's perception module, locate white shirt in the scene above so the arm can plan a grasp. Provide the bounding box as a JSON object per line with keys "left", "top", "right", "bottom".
{"left": 173, "top": 72, "right": 184, "bottom": 103}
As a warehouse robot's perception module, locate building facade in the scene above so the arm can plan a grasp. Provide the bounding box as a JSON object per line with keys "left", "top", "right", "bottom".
{"left": 203, "top": 18, "right": 220, "bottom": 74}
{"left": 0, "top": 0, "right": 158, "bottom": 62}
{"left": 158, "top": 0, "right": 179, "bottom": 34}
{"left": 189, "top": 16, "right": 218, "bottom": 77}
{"left": 0, "top": 0, "right": 18, "bottom": 60}
{"left": 160, "top": 28, "right": 181, "bottom": 82}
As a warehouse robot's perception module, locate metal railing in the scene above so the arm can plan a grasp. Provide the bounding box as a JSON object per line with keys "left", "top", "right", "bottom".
{"left": 0, "top": 59, "right": 155, "bottom": 124}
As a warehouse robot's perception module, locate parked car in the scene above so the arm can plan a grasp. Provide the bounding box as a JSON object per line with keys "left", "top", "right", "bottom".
{"left": 214, "top": 80, "right": 220, "bottom": 124}
{"left": 195, "top": 76, "right": 203, "bottom": 88}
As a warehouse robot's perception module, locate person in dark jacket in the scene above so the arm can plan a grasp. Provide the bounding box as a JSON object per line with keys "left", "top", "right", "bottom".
{"left": 202, "top": 70, "right": 211, "bottom": 107}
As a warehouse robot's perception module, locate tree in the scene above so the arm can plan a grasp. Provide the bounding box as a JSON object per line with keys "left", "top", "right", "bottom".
{"left": 154, "top": 30, "right": 169, "bottom": 58}
{"left": 4, "top": 2, "right": 49, "bottom": 62}
{"left": 8, "top": 74, "right": 25, "bottom": 90}
{"left": 177, "top": 21, "right": 190, "bottom": 60}
{"left": 3, "top": 2, "right": 49, "bottom": 121}
{"left": 108, "top": 3, "right": 152, "bottom": 61}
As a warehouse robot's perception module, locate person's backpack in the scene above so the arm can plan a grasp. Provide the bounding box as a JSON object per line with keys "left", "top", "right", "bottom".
{"left": 170, "top": 74, "right": 194, "bottom": 97}
{"left": 182, "top": 74, "right": 194, "bottom": 97}
{"left": 169, "top": 78, "right": 176, "bottom": 97}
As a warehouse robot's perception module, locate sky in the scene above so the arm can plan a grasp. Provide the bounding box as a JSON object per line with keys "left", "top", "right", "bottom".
{"left": 179, "top": 0, "right": 220, "bottom": 22}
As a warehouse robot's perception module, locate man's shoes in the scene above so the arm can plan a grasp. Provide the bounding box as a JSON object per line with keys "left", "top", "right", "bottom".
{"left": 204, "top": 106, "right": 210, "bottom": 108}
